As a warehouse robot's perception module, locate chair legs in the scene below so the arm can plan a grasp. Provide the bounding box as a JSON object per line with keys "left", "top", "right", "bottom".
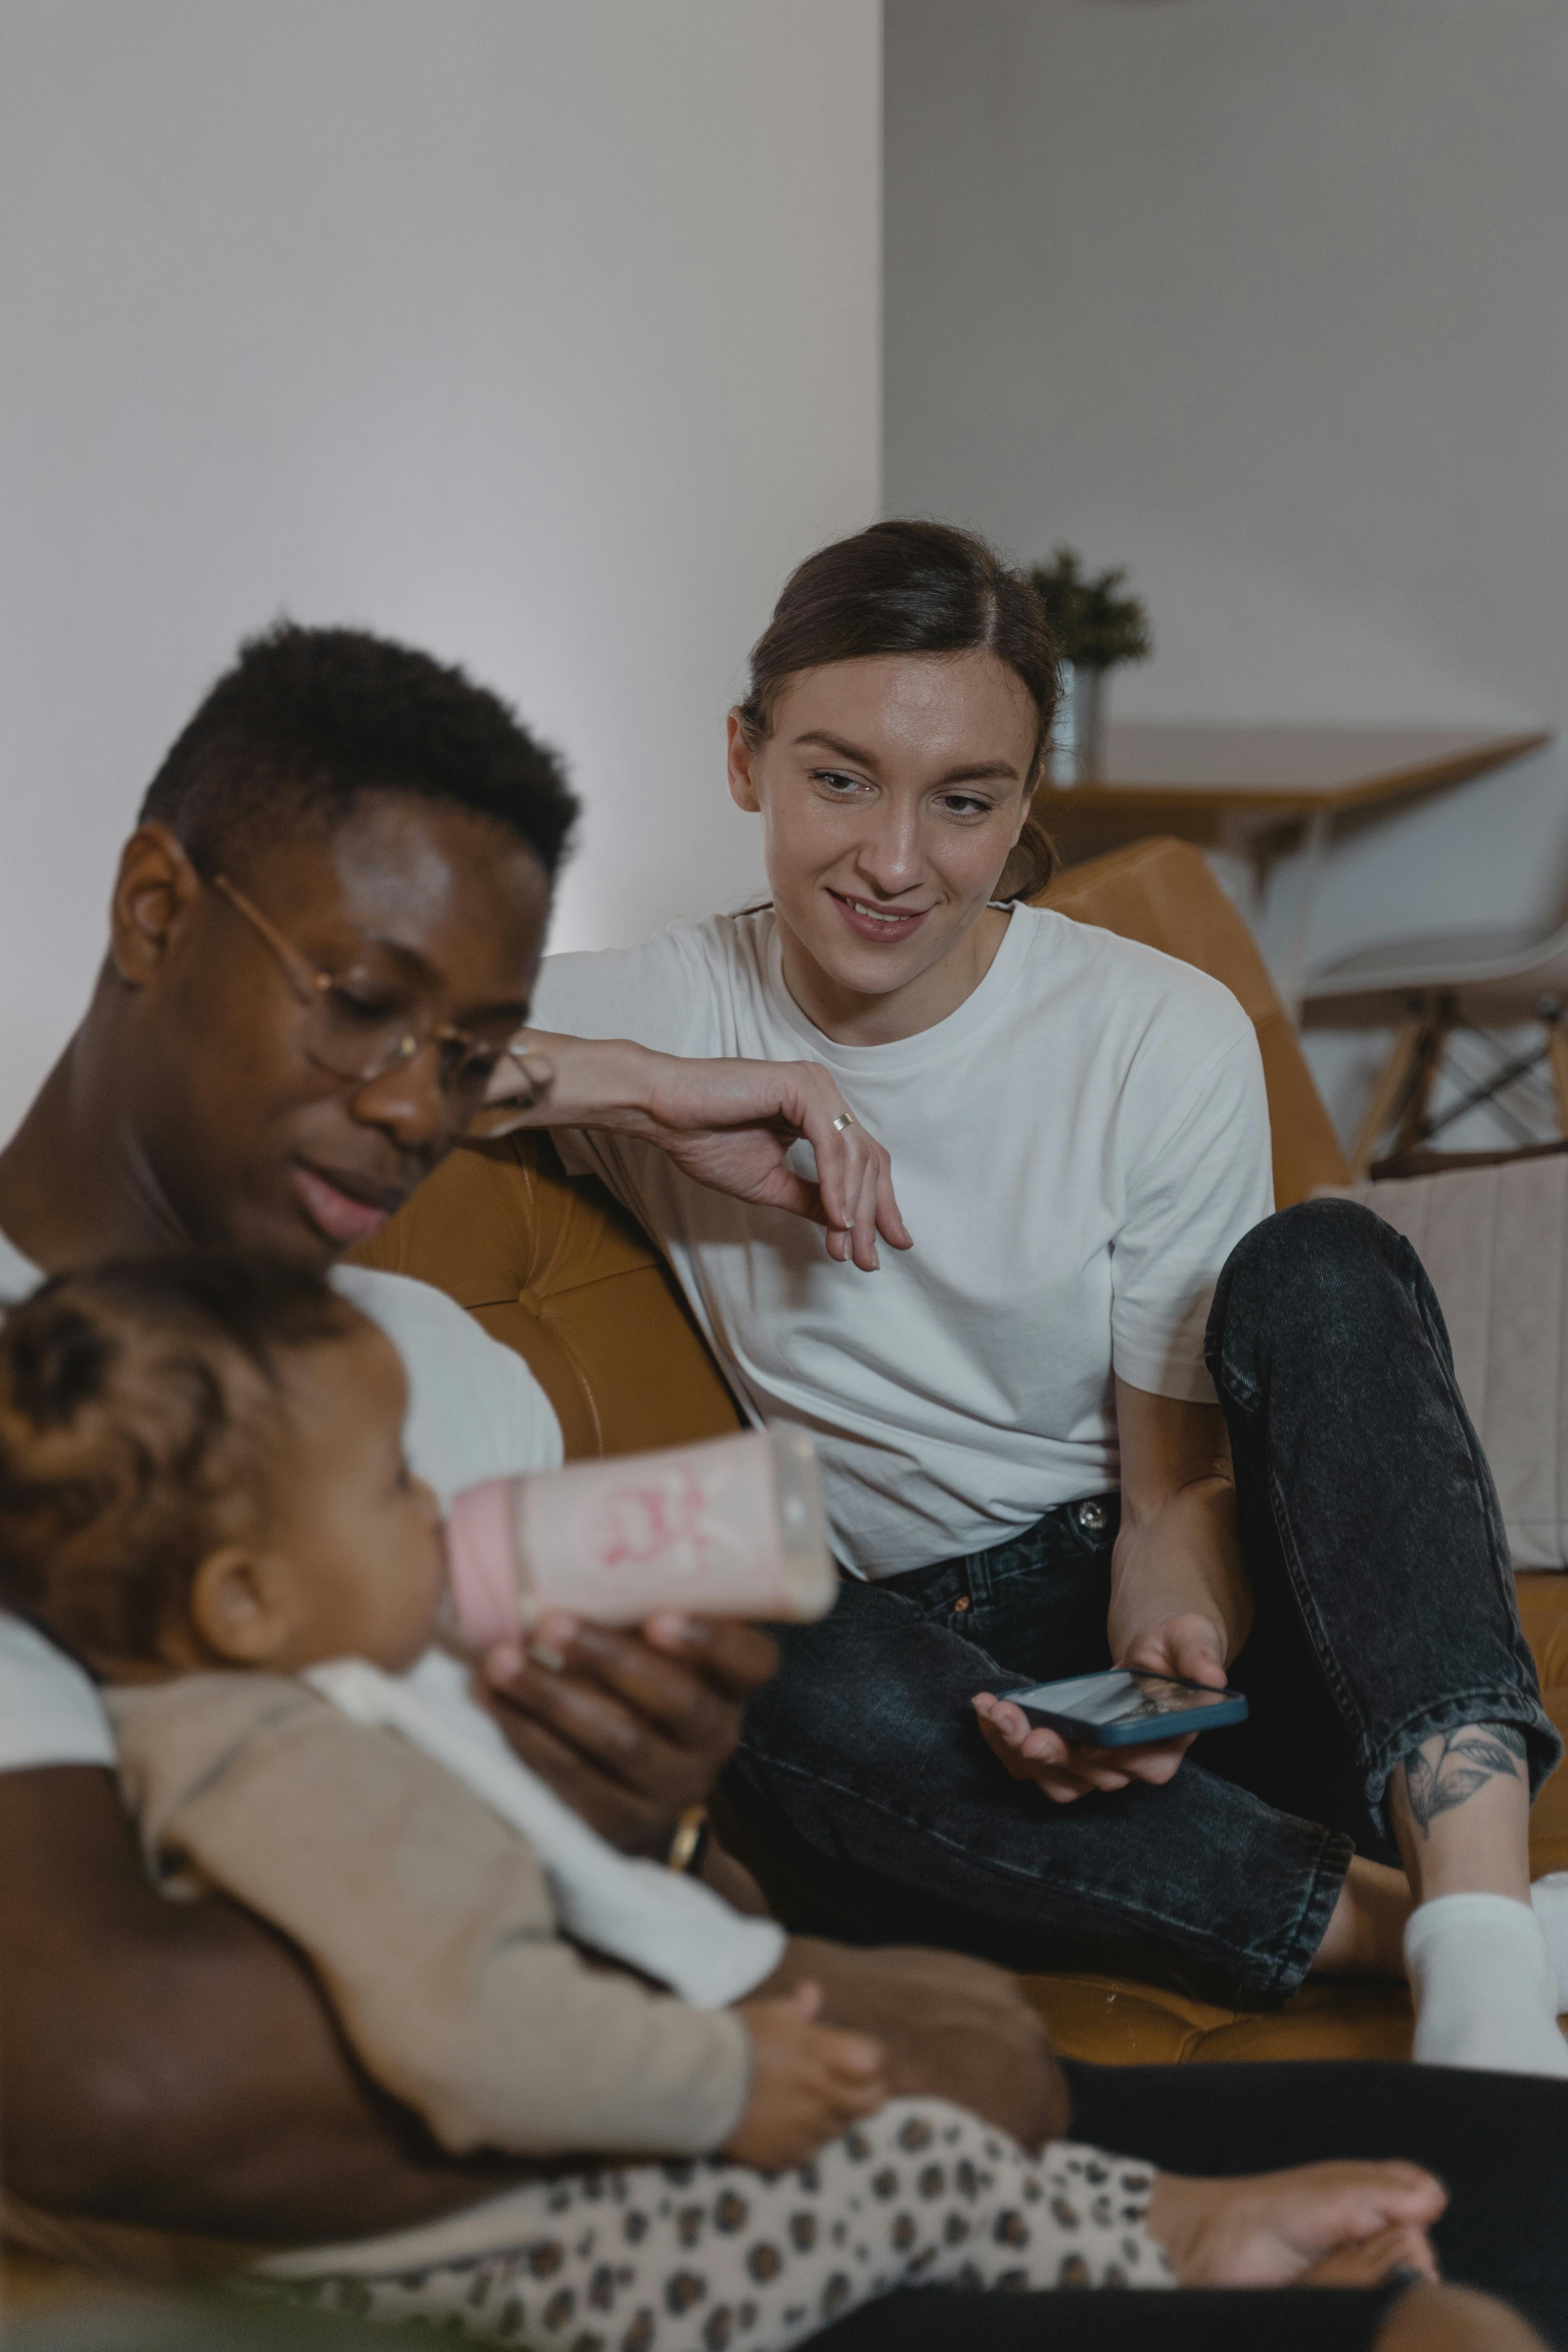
{"left": 1349, "top": 1003, "right": 1433, "bottom": 1178}
{"left": 1548, "top": 1014, "right": 1568, "bottom": 1136}
{"left": 1350, "top": 995, "right": 1568, "bottom": 1176}
{"left": 1389, "top": 997, "right": 1456, "bottom": 1157}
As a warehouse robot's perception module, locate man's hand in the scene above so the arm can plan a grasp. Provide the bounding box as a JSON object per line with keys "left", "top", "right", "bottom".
{"left": 476, "top": 1608, "right": 779, "bottom": 1855}
{"left": 484, "top": 1031, "right": 913, "bottom": 1273}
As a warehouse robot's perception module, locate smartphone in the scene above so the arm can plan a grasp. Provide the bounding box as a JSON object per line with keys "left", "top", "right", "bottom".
{"left": 1009, "top": 1666, "right": 1249, "bottom": 1748}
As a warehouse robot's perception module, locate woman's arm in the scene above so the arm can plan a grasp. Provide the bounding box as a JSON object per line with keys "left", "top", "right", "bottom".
{"left": 466, "top": 1034, "right": 908, "bottom": 1841}
{"left": 1105, "top": 1378, "right": 1253, "bottom": 1687}
{"left": 973, "top": 1380, "right": 1254, "bottom": 1805}
{"left": 487, "top": 1030, "right": 912, "bottom": 1273}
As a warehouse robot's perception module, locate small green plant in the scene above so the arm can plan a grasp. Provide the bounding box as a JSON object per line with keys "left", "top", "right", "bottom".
{"left": 1028, "top": 546, "right": 1153, "bottom": 672}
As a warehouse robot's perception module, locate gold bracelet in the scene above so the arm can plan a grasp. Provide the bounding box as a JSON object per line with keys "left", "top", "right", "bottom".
{"left": 665, "top": 1804, "right": 711, "bottom": 1875}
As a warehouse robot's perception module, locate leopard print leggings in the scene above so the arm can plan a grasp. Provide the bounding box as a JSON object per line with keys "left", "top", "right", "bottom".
{"left": 256, "top": 2100, "right": 1173, "bottom": 2352}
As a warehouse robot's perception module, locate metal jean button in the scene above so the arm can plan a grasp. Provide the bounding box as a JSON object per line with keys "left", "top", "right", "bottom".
{"left": 1075, "top": 1497, "right": 1110, "bottom": 1536}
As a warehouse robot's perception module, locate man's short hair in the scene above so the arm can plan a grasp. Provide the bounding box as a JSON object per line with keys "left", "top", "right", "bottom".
{"left": 139, "top": 622, "right": 579, "bottom": 882}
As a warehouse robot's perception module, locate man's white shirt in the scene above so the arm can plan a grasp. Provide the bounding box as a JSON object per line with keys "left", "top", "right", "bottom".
{"left": 0, "top": 1223, "right": 562, "bottom": 1774}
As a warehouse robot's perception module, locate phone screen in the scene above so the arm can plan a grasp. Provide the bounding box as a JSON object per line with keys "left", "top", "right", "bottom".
{"left": 1011, "top": 1668, "right": 1237, "bottom": 1730}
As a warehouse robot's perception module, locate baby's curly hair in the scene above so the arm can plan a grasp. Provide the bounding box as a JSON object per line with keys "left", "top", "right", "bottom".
{"left": 0, "top": 1256, "right": 358, "bottom": 1667}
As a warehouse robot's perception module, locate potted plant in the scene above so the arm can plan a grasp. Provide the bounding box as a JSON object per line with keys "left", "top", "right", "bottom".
{"left": 1027, "top": 546, "right": 1153, "bottom": 779}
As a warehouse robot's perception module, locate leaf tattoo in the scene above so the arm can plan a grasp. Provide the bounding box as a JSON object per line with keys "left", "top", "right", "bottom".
{"left": 1402, "top": 1724, "right": 1528, "bottom": 1838}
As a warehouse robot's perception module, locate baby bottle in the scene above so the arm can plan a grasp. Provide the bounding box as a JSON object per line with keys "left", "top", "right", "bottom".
{"left": 444, "top": 1426, "right": 837, "bottom": 1642}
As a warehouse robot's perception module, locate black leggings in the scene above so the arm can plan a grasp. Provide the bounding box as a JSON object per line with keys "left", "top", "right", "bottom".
{"left": 821, "top": 2283, "right": 1405, "bottom": 2352}
{"left": 818, "top": 2056, "right": 1568, "bottom": 2350}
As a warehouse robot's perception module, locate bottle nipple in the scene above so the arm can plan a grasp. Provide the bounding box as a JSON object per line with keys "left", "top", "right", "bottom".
{"left": 444, "top": 1478, "right": 526, "bottom": 1650}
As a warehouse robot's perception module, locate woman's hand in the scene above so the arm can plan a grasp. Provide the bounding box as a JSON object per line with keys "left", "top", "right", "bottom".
{"left": 971, "top": 1688, "right": 1200, "bottom": 1804}
{"left": 482, "top": 1031, "right": 912, "bottom": 1272}
{"left": 971, "top": 1599, "right": 1229, "bottom": 1802}
{"left": 974, "top": 1383, "right": 1252, "bottom": 1806}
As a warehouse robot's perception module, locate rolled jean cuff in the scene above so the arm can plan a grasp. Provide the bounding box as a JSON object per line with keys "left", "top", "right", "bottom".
{"left": 1252, "top": 1823, "right": 1356, "bottom": 1998}
{"left": 1363, "top": 1687, "right": 1563, "bottom": 1818}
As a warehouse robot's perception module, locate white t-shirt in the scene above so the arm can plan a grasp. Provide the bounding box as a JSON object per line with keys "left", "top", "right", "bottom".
{"left": 534, "top": 905, "right": 1273, "bottom": 1578}
{"left": 0, "top": 1223, "right": 562, "bottom": 1775}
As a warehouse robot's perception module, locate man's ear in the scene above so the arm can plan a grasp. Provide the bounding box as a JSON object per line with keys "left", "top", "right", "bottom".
{"left": 726, "top": 712, "right": 763, "bottom": 815}
{"left": 184, "top": 1544, "right": 292, "bottom": 1667}
{"left": 109, "top": 823, "right": 205, "bottom": 989}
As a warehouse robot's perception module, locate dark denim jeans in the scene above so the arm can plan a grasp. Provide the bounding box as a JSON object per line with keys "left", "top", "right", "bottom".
{"left": 724, "top": 1200, "right": 1560, "bottom": 1999}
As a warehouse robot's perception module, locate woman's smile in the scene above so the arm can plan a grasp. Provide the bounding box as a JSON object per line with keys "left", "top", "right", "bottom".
{"left": 827, "top": 889, "right": 936, "bottom": 946}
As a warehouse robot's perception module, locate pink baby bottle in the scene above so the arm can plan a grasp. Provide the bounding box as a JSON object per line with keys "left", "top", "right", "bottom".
{"left": 444, "top": 1426, "right": 837, "bottom": 1644}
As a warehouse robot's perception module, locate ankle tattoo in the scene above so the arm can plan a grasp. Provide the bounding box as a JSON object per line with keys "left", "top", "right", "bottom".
{"left": 1401, "top": 1723, "right": 1527, "bottom": 1837}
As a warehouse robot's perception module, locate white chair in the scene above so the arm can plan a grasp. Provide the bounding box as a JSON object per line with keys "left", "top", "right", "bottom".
{"left": 1304, "top": 916, "right": 1568, "bottom": 1175}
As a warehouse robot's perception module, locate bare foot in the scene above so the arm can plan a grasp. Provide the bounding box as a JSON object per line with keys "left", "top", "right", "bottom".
{"left": 1376, "top": 2284, "right": 1549, "bottom": 2352}
{"left": 1147, "top": 2159, "right": 1447, "bottom": 2285}
{"left": 1302, "top": 2220, "right": 1439, "bottom": 2286}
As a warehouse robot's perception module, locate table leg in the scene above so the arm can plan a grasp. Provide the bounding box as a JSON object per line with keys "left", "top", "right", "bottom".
{"left": 1212, "top": 814, "right": 1270, "bottom": 922}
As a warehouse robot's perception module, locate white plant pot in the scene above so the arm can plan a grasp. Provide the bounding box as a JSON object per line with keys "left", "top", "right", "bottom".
{"left": 1046, "top": 659, "right": 1111, "bottom": 783}
{"left": 1072, "top": 665, "right": 1108, "bottom": 777}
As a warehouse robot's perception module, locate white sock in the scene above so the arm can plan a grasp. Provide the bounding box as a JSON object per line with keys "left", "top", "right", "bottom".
{"left": 1405, "top": 1892, "right": 1568, "bottom": 2076}
{"left": 1531, "top": 1873, "right": 1568, "bottom": 2011}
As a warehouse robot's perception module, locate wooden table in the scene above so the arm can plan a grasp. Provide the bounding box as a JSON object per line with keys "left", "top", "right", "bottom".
{"left": 1039, "top": 722, "right": 1550, "bottom": 1011}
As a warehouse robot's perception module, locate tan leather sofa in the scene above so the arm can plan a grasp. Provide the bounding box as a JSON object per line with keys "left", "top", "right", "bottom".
{"left": 351, "top": 836, "right": 1568, "bottom": 2065}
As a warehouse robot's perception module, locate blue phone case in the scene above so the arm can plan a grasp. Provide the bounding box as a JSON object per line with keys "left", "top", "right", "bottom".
{"left": 1012, "top": 1667, "right": 1249, "bottom": 1748}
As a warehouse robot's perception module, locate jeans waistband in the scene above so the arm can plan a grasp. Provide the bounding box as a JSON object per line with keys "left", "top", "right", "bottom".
{"left": 877, "top": 1492, "right": 1121, "bottom": 1606}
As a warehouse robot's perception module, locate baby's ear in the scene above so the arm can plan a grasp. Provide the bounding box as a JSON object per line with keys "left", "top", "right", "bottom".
{"left": 185, "top": 1546, "right": 290, "bottom": 1666}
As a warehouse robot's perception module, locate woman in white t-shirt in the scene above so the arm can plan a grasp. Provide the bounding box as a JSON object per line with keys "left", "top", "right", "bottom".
{"left": 531, "top": 520, "right": 1568, "bottom": 2078}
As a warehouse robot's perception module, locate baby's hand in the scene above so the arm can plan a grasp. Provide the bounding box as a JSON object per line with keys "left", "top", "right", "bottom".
{"left": 723, "top": 1981, "right": 888, "bottom": 2169}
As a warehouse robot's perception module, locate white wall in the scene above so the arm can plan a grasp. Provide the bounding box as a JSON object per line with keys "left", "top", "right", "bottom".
{"left": 886, "top": 0, "right": 1568, "bottom": 1143}
{"left": 0, "top": 0, "right": 881, "bottom": 1136}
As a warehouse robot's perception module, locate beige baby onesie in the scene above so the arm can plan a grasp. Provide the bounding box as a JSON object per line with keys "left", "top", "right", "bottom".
{"left": 107, "top": 1673, "right": 750, "bottom": 2160}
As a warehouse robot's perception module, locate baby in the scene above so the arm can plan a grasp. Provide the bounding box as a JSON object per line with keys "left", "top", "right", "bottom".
{"left": 0, "top": 1252, "right": 876, "bottom": 2168}
{"left": 0, "top": 1256, "right": 1447, "bottom": 2351}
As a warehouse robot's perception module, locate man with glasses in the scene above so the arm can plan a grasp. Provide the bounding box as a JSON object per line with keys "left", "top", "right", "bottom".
{"left": 0, "top": 621, "right": 1006, "bottom": 2256}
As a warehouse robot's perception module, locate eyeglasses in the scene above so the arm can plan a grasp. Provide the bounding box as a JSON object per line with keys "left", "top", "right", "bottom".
{"left": 213, "top": 873, "right": 542, "bottom": 1138}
